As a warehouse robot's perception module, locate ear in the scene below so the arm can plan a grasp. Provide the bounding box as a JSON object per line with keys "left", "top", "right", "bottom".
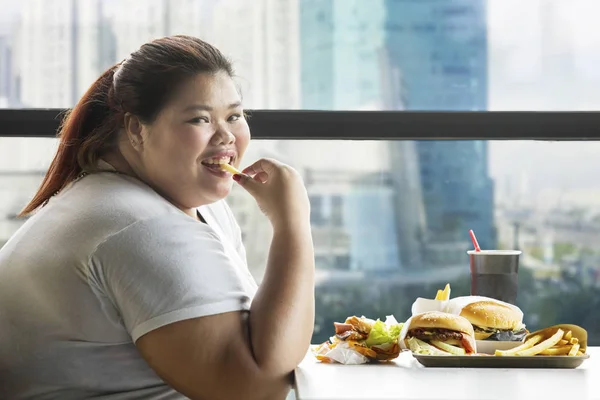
{"left": 123, "top": 112, "right": 145, "bottom": 151}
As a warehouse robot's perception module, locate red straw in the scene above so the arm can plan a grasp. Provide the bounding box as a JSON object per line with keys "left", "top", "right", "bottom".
{"left": 469, "top": 229, "right": 481, "bottom": 252}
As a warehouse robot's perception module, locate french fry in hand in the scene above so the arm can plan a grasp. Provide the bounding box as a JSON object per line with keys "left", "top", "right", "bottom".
{"left": 219, "top": 163, "right": 243, "bottom": 175}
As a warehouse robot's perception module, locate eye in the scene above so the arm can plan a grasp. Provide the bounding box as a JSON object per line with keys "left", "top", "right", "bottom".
{"left": 188, "top": 116, "right": 210, "bottom": 124}
{"left": 228, "top": 113, "right": 242, "bottom": 122}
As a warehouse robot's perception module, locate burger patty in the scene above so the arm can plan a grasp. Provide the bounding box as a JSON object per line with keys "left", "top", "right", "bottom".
{"left": 408, "top": 328, "right": 463, "bottom": 342}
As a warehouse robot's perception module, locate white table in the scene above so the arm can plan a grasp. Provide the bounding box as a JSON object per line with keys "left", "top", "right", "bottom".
{"left": 294, "top": 347, "right": 599, "bottom": 400}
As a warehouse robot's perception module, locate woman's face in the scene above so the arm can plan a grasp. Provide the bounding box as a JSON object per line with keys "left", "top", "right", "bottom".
{"left": 132, "top": 71, "right": 250, "bottom": 210}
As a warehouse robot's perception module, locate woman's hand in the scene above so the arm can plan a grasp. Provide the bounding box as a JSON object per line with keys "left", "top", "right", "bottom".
{"left": 234, "top": 158, "right": 310, "bottom": 228}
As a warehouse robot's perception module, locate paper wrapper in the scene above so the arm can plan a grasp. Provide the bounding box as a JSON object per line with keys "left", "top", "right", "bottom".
{"left": 313, "top": 341, "right": 370, "bottom": 365}
{"left": 411, "top": 297, "right": 448, "bottom": 315}
{"left": 398, "top": 315, "right": 415, "bottom": 350}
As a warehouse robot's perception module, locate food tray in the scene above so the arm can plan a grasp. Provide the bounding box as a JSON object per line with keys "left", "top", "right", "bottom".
{"left": 412, "top": 353, "right": 590, "bottom": 369}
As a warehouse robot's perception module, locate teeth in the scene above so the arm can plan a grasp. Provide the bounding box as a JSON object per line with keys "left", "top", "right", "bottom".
{"left": 204, "top": 157, "right": 231, "bottom": 165}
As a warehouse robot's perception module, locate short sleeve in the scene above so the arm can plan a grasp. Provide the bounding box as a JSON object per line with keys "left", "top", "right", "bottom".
{"left": 88, "top": 215, "right": 254, "bottom": 343}
{"left": 218, "top": 201, "right": 247, "bottom": 264}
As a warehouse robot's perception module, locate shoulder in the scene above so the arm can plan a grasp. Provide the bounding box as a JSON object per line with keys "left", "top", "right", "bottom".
{"left": 95, "top": 213, "right": 222, "bottom": 258}
{"left": 56, "top": 172, "right": 181, "bottom": 223}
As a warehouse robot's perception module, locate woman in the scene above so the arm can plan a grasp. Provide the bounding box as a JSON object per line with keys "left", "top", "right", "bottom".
{"left": 0, "top": 36, "right": 315, "bottom": 400}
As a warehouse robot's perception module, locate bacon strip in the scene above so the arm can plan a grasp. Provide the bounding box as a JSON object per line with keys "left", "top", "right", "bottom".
{"left": 336, "top": 330, "right": 368, "bottom": 341}
{"left": 334, "top": 322, "right": 354, "bottom": 335}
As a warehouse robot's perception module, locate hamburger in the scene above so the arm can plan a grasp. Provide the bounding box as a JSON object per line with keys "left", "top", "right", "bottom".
{"left": 315, "top": 315, "right": 403, "bottom": 362}
{"left": 402, "top": 311, "right": 477, "bottom": 356}
{"left": 449, "top": 297, "right": 527, "bottom": 341}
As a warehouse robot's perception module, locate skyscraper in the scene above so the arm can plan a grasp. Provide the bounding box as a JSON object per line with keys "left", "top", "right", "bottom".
{"left": 300, "top": 0, "right": 387, "bottom": 110}
{"left": 0, "top": 36, "right": 12, "bottom": 107}
{"left": 299, "top": 0, "right": 427, "bottom": 270}
{"left": 16, "top": 0, "right": 104, "bottom": 107}
{"left": 110, "top": 0, "right": 214, "bottom": 61}
{"left": 213, "top": 0, "right": 300, "bottom": 109}
{"left": 383, "top": 0, "right": 496, "bottom": 248}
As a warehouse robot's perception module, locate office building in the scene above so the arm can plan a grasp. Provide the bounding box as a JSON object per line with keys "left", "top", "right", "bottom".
{"left": 299, "top": 0, "right": 427, "bottom": 270}
{"left": 300, "top": 0, "right": 387, "bottom": 110}
{"left": 0, "top": 37, "right": 10, "bottom": 106}
{"left": 213, "top": 0, "right": 300, "bottom": 109}
{"left": 383, "top": 0, "right": 496, "bottom": 248}
{"left": 16, "top": 0, "right": 105, "bottom": 108}
{"left": 111, "top": 0, "right": 214, "bottom": 61}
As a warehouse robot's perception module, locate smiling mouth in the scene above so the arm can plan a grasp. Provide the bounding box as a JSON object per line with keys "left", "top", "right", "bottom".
{"left": 201, "top": 156, "right": 233, "bottom": 170}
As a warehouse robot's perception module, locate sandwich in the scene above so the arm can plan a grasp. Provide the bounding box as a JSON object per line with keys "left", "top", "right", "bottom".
{"left": 315, "top": 315, "right": 403, "bottom": 363}
{"left": 401, "top": 311, "right": 477, "bottom": 356}
{"left": 449, "top": 296, "right": 527, "bottom": 341}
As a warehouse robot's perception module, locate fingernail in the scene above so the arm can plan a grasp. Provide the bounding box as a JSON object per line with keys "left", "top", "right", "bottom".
{"left": 232, "top": 174, "right": 241, "bottom": 182}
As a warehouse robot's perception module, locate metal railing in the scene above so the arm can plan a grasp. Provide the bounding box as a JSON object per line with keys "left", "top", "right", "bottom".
{"left": 1, "top": 109, "right": 600, "bottom": 140}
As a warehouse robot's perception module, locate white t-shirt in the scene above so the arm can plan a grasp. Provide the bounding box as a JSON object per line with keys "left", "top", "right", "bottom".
{"left": 0, "top": 165, "right": 258, "bottom": 399}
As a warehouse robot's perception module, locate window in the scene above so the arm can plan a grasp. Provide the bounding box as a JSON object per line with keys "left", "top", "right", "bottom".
{"left": 2, "top": 0, "right": 600, "bottom": 348}
{"left": 2, "top": 136, "right": 600, "bottom": 345}
{"left": 0, "top": 0, "right": 598, "bottom": 111}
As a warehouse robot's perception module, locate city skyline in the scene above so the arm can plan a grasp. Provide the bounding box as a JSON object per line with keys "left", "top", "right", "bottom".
{"left": 2, "top": 0, "right": 600, "bottom": 267}
{"left": 1, "top": 0, "right": 600, "bottom": 204}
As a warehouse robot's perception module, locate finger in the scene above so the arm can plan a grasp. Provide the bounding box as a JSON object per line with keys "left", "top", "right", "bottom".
{"left": 242, "top": 158, "right": 282, "bottom": 176}
{"left": 232, "top": 173, "right": 260, "bottom": 195}
{"left": 253, "top": 172, "right": 269, "bottom": 184}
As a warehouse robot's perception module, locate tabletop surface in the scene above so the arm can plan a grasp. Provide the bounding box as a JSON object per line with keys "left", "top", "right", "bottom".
{"left": 294, "top": 347, "right": 599, "bottom": 400}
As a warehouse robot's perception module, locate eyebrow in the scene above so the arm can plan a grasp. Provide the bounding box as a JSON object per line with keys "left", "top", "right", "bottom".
{"left": 183, "top": 102, "right": 242, "bottom": 112}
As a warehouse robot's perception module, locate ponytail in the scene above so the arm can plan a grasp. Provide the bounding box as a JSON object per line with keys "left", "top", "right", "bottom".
{"left": 19, "top": 65, "right": 122, "bottom": 216}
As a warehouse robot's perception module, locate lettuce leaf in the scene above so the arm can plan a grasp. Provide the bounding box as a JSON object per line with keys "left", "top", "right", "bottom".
{"left": 365, "top": 317, "right": 403, "bottom": 347}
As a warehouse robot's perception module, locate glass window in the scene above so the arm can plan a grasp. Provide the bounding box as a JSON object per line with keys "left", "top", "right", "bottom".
{"left": 2, "top": 0, "right": 600, "bottom": 348}
{"left": 2, "top": 138, "right": 600, "bottom": 345}
{"left": 1, "top": 0, "right": 600, "bottom": 111}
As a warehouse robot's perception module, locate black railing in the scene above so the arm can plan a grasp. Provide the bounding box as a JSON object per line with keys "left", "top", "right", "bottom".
{"left": 1, "top": 109, "right": 600, "bottom": 140}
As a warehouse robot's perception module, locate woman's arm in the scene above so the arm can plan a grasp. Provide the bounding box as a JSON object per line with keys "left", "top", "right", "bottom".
{"left": 249, "top": 220, "right": 315, "bottom": 374}
{"left": 136, "top": 159, "right": 315, "bottom": 400}
{"left": 136, "top": 222, "right": 314, "bottom": 400}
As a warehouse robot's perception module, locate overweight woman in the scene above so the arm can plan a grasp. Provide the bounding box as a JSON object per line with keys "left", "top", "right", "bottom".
{"left": 0, "top": 35, "right": 315, "bottom": 400}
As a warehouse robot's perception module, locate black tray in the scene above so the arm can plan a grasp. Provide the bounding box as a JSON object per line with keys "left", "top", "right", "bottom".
{"left": 413, "top": 353, "right": 590, "bottom": 369}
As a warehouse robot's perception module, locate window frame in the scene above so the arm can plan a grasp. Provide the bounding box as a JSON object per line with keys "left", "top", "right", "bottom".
{"left": 1, "top": 109, "right": 600, "bottom": 140}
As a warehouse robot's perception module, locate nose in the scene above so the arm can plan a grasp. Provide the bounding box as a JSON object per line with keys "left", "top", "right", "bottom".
{"left": 210, "top": 124, "right": 236, "bottom": 146}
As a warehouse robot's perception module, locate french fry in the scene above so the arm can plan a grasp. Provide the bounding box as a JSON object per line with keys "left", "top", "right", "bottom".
{"left": 540, "top": 346, "right": 571, "bottom": 355}
{"left": 514, "top": 329, "right": 564, "bottom": 356}
{"left": 557, "top": 339, "right": 568, "bottom": 346}
{"left": 577, "top": 351, "right": 584, "bottom": 356}
{"left": 564, "top": 330, "right": 572, "bottom": 341}
{"left": 219, "top": 163, "right": 243, "bottom": 175}
{"left": 568, "top": 343, "right": 580, "bottom": 357}
{"left": 442, "top": 284, "right": 451, "bottom": 300}
{"left": 495, "top": 334, "right": 544, "bottom": 356}
{"left": 435, "top": 290, "right": 443, "bottom": 300}
{"left": 570, "top": 337, "right": 579, "bottom": 345}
